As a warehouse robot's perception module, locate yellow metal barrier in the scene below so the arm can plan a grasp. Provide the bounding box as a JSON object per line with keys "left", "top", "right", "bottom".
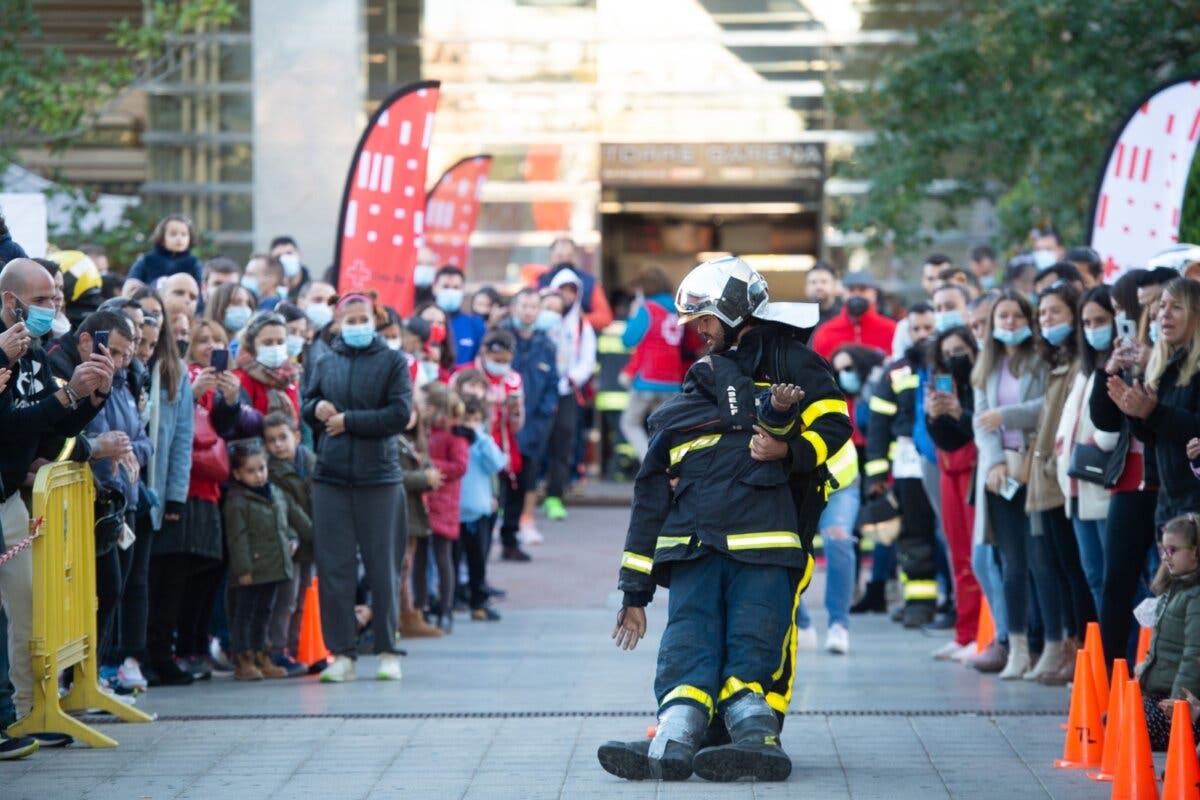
{"left": 8, "top": 462, "right": 152, "bottom": 747}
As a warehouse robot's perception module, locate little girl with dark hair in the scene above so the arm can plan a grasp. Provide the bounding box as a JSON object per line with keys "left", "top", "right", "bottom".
{"left": 127, "top": 213, "right": 203, "bottom": 287}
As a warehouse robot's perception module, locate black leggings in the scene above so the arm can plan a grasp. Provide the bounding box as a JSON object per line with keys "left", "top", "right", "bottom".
{"left": 1038, "top": 508, "right": 1096, "bottom": 641}
{"left": 499, "top": 458, "right": 537, "bottom": 549}
{"left": 460, "top": 518, "right": 490, "bottom": 609}
{"left": 1101, "top": 491, "right": 1158, "bottom": 668}
{"left": 545, "top": 395, "right": 577, "bottom": 499}
{"left": 413, "top": 535, "right": 455, "bottom": 616}
{"left": 988, "top": 489, "right": 1030, "bottom": 634}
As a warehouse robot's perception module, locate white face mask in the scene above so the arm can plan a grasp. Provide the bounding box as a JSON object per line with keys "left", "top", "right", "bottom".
{"left": 51, "top": 313, "right": 71, "bottom": 337}
{"left": 386, "top": 337, "right": 402, "bottom": 351}
{"left": 256, "top": 343, "right": 289, "bottom": 369}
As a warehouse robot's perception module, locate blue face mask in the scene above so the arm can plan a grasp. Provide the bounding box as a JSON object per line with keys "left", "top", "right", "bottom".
{"left": 17, "top": 299, "right": 56, "bottom": 338}
{"left": 512, "top": 318, "right": 533, "bottom": 333}
{"left": 1033, "top": 249, "right": 1058, "bottom": 269}
{"left": 1150, "top": 321, "right": 1162, "bottom": 344}
{"left": 534, "top": 309, "right": 562, "bottom": 332}
{"left": 413, "top": 265, "right": 437, "bottom": 288}
{"left": 975, "top": 337, "right": 987, "bottom": 351}
{"left": 286, "top": 334, "right": 305, "bottom": 357}
{"left": 256, "top": 343, "right": 288, "bottom": 369}
{"left": 224, "top": 305, "right": 251, "bottom": 332}
{"left": 341, "top": 323, "right": 375, "bottom": 349}
{"left": 436, "top": 288, "right": 464, "bottom": 314}
{"left": 993, "top": 326, "right": 1032, "bottom": 346}
{"left": 935, "top": 310, "right": 965, "bottom": 333}
{"left": 305, "top": 302, "right": 333, "bottom": 330}
{"left": 483, "top": 359, "right": 511, "bottom": 378}
{"left": 838, "top": 369, "right": 862, "bottom": 395}
{"left": 1084, "top": 325, "right": 1113, "bottom": 352}
{"left": 1040, "top": 322, "right": 1073, "bottom": 346}
{"left": 240, "top": 275, "right": 260, "bottom": 298}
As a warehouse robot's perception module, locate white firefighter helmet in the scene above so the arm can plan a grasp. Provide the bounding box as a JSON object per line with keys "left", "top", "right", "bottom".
{"left": 674, "top": 256, "right": 769, "bottom": 328}
{"left": 1147, "top": 243, "right": 1200, "bottom": 277}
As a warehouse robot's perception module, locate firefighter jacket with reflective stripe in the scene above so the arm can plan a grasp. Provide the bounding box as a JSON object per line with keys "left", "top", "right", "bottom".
{"left": 864, "top": 354, "right": 921, "bottom": 483}
{"left": 618, "top": 354, "right": 806, "bottom": 596}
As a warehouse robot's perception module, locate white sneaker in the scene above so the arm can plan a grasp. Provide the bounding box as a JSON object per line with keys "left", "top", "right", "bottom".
{"left": 319, "top": 655, "right": 357, "bottom": 684}
{"left": 117, "top": 657, "right": 148, "bottom": 691}
{"left": 931, "top": 640, "right": 963, "bottom": 661}
{"left": 517, "top": 522, "right": 544, "bottom": 546}
{"left": 376, "top": 654, "right": 402, "bottom": 681}
{"left": 825, "top": 624, "right": 850, "bottom": 655}
{"left": 953, "top": 642, "right": 978, "bottom": 664}
{"left": 794, "top": 626, "right": 819, "bottom": 651}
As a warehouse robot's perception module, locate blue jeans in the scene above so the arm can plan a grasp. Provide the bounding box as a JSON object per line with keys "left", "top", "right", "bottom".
{"left": 972, "top": 542, "right": 1008, "bottom": 642}
{"left": 797, "top": 483, "right": 860, "bottom": 630}
{"left": 1072, "top": 516, "right": 1105, "bottom": 616}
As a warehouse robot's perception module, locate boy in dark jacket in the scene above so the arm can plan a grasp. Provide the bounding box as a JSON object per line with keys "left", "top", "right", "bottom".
{"left": 262, "top": 411, "right": 315, "bottom": 675}
{"left": 600, "top": 353, "right": 803, "bottom": 782}
{"left": 223, "top": 440, "right": 303, "bottom": 681}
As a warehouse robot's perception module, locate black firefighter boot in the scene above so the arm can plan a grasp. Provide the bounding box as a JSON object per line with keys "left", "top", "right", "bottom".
{"left": 849, "top": 580, "right": 887, "bottom": 614}
{"left": 692, "top": 693, "right": 792, "bottom": 782}
{"left": 597, "top": 703, "right": 708, "bottom": 781}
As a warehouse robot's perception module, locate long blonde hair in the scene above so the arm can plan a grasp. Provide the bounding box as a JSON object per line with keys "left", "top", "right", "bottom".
{"left": 1145, "top": 278, "right": 1200, "bottom": 390}
{"left": 971, "top": 290, "right": 1039, "bottom": 390}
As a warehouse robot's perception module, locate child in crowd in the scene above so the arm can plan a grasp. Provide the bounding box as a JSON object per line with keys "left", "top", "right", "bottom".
{"left": 416, "top": 384, "right": 470, "bottom": 633}
{"left": 222, "top": 440, "right": 300, "bottom": 681}
{"left": 397, "top": 401, "right": 445, "bottom": 639}
{"left": 127, "top": 213, "right": 204, "bottom": 288}
{"left": 473, "top": 331, "right": 524, "bottom": 527}
{"left": 458, "top": 394, "right": 508, "bottom": 621}
{"left": 261, "top": 411, "right": 315, "bottom": 676}
{"left": 1137, "top": 512, "right": 1200, "bottom": 750}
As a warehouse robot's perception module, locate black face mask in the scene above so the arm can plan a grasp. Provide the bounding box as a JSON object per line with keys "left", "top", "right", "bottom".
{"left": 948, "top": 354, "right": 973, "bottom": 383}
{"left": 846, "top": 296, "right": 870, "bottom": 318}
{"left": 176, "top": 339, "right": 189, "bottom": 356}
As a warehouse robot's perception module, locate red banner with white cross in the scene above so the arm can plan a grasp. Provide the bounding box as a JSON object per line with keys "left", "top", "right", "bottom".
{"left": 334, "top": 81, "right": 440, "bottom": 316}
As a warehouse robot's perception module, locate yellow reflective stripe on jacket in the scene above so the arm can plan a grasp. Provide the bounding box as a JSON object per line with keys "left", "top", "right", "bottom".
{"left": 55, "top": 437, "right": 76, "bottom": 462}
{"left": 757, "top": 417, "right": 796, "bottom": 437}
{"left": 718, "top": 677, "right": 764, "bottom": 704}
{"left": 891, "top": 373, "right": 920, "bottom": 393}
{"left": 669, "top": 433, "right": 722, "bottom": 466}
{"left": 887, "top": 441, "right": 898, "bottom": 460}
{"left": 800, "top": 398, "right": 849, "bottom": 428}
{"left": 864, "top": 458, "right": 890, "bottom": 477}
{"left": 904, "top": 580, "right": 939, "bottom": 601}
{"left": 660, "top": 685, "right": 715, "bottom": 719}
{"left": 595, "top": 391, "right": 628, "bottom": 412}
{"left": 621, "top": 551, "right": 653, "bottom": 574}
{"left": 800, "top": 430, "right": 828, "bottom": 466}
{"left": 868, "top": 396, "right": 897, "bottom": 416}
{"left": 726, "top": 531, "right": 802, "bottom": 550}
{"left": 766, "top": 560, "right": 811, "bottom": 714}
{"left": 656, "top": 535, "right": 691, "bottom": 550}
{"left": 826, "top": 441, "right": 858, "bottom": 491}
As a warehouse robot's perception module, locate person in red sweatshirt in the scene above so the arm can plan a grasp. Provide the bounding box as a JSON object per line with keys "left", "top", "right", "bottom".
{"left": 810, "top": 271, "right": 896, "bottom": 362}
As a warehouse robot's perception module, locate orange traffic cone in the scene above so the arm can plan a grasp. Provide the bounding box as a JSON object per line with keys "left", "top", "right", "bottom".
{"left": 1162, "top": 699, "right": 1200, "bottom": 800}
{"left": 975, "top": 596, "right": 995, "bottom": 655}
{"left": 1137, "top": 627, "right": 1154, "bottom": 667}
{"left": 1111, "top": 679, "right": 1160, "bottom": 799}
{"left": 297, "top": 577, "right": 332, "bottom": 667}
{"left": 1086, "top": 621, "right": 1111, "bottom": 714}
{"left": 1055, "top": 650, "right": 1106, "bottom": 769}
{"left": 1090, "top": 659, "right": 1130, "bottom": 782}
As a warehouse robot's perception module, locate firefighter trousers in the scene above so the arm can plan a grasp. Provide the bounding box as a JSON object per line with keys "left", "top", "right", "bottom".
{"left": 894, "top": 477, "right": 938, "bottom": 604}
{"left": 654, "top": 550, "right": 809, "bottom": 722}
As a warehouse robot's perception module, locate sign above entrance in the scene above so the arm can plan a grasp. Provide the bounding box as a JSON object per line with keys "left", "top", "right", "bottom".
{"left": 600, "top": 142, "right": 825, "bottom": 188}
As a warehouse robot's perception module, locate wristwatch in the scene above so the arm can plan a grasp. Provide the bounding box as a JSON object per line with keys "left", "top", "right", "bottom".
{"left": 62, "top": 383, "right": 82, "bottom": 406}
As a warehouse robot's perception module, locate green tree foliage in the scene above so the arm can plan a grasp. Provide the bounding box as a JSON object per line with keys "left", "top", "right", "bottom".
{"left": 838, "top": 0, "right": 1200, "bottom": 251}
{"left": 0, "top": 0, "right": 238, "bottom": 151}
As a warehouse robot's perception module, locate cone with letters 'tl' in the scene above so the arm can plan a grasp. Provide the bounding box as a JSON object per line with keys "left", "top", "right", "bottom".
{"left": 1161, "top": 699, "right": 1200, "bottom": 800}
{"left": 1055, "top": 650, "right": 1105, "bottom": 769}
{"left": 1090, "top": 659, "right": 1131, "bottom": 781}
{"left": 1111, "top": 679, "right": 1160, "bottom": 800}
{"left": 975, "top": 596, "right": 995, "bottom": 655}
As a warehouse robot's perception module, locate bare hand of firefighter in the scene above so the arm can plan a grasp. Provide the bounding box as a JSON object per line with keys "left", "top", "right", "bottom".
{"left": 769, "top": 383, "right": 804, "bottom": 412}
{"left": 612, "top": 606, "right": 647, "bottom": 651}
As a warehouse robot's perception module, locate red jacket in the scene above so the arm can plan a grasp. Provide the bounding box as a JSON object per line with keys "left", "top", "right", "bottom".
{"left": 232, "top": 368, "right": 300, "bottom": 424}
{"left": 622, "top": 300, "right": 688, "bottom": 388}
{"left": 479, "top": 367, "right": 524, "bottom": 477}
{"left": 425, "top": 427, "right": 469, "bottom": 539}
{"left": 187, "top": 363, "right": 225, "bottom": 504}
{"left": 810, "top": 306, "right": 897, "bottom": 362}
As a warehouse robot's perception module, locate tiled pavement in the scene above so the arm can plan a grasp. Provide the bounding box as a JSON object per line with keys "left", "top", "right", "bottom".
{"left": 5, "top": 506, "right": 1131, "bottom": 799}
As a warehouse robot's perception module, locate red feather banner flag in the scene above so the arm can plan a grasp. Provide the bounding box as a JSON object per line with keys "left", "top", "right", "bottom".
{"left": 424, "top": 154, "right": 492, "bottom": 272}
{"left": 334, "top": 80, "right": 440, "bottom": 316}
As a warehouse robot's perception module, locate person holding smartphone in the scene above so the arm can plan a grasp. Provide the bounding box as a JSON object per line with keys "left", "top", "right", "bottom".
{"left": 971, "top": 290, "right": 1047, "bottom": 680}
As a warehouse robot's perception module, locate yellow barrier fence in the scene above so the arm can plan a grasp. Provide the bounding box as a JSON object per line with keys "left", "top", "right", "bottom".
{"left": 8, "top": 462, "right": 152, "bottom": 747}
